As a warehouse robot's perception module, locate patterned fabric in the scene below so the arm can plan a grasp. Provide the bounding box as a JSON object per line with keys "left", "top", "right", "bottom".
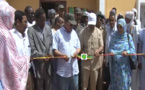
{"left": 0, "top": 1, "right": 29, "bottom": 90}
{"left": 109, "top": 19, "right": 137, "bottom": 90}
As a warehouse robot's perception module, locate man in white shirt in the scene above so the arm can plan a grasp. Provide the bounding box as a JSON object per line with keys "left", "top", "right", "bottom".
{"left": 10, "top": 10, "right": 30, "bottom": 90}
{"left": 53, "top": 13, "right": 81, "bottom": 90}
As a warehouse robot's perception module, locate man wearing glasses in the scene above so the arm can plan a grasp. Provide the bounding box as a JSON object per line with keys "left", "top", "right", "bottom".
{"left": 53, "top": 13, "right": 81, "bottom": 90}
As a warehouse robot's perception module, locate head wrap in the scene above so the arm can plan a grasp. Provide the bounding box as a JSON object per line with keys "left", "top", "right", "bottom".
{"left": 125, "top": 11, "right": 134, "bottom": 20}
{"left": 117, "top": 19, "right": 127, "bottom": 34}
{"left": 0, "top": 1, "right": 15, "bottom": 30}
{"left": 0, "top": 1, "right": 29, "bottom": 90}
{"left": 125, "top": 11, "right": 134, "bottom": 33}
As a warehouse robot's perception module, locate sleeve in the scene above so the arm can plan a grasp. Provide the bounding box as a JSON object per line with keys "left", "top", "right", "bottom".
{"left": 138, "top": 29, "right": 144, "bottom": 54}
{"left": 134, "top": 26, "right": 139, "bottom": 44}
{"left": 104, "top": 25, "right": 108, "bottom": 45}
{"left": 27, "top": 29, "right": 46, "bottom": 57}
{"left": 137, "top": 20, "right": 141, "bottom": 31}
{"left": 139, "top": 29, "right": 144, "bottom": 42}
{"left": 126, "top": 34, "right": 135, "bottom": 54}
{"left": 79, "top": 29, "right": 84, "bottom": 51}
{"left": 52, "top": 32, "right": 58, "bottom": 50}
{"left": 103, "top": 29, "right": 106, "bottom": 43}
{"left": 138, "top": 30, "right": 144, "bottom": 63}
{"left": 109, "top": 34, "right": 116, "bottom": 54}
{"left": 76, "top": 33, "right": 81, "bottom": 49}
{"left": 128, "top": 34, "right": 137, "bottom": 61}
{"left": 48, "top": 29, "right": 53, "bottom": 55}
{"left": 99, "top": 31, "right": 104, "bottom": 47}
{"left": 78, "top": 28, "right": 84, "bottom": 38}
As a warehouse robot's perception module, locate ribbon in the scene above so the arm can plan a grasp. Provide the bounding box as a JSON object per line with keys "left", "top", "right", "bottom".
{"left": 99, "top": 53, "right": 145, "bottom": 56}
{"left": 31, "top": 53, "right": 145, "bottom": 60}
{"left": 32, "top": 56, "right": 68, "bottom": 60}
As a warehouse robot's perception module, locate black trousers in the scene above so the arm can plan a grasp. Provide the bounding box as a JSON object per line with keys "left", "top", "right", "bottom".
{"left": 33, "top": 60, "right": 52, "bottom": 90}
{"left": 103, "top": 63, "right": 110, "bottom": 90}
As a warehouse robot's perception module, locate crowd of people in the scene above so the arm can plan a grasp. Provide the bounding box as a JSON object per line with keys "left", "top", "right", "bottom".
{"left": 0, "top": 0, "right": 145, "bottom": 90}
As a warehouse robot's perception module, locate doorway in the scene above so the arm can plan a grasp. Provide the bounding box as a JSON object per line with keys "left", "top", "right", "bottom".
{"left": 40, "top": 1, "right": 66, "bottom": 19}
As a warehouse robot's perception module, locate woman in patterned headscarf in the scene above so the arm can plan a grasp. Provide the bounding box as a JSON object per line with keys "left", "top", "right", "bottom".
{"left": 108, "top": 19, "right": 137, "bottom": 90}
{"left": 0, "top": 1, "right": 29, "bottom": 90}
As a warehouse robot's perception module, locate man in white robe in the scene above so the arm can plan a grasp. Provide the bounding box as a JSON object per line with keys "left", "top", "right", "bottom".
{"left": 125, "top": 11, "right": 140, "bottom": 90}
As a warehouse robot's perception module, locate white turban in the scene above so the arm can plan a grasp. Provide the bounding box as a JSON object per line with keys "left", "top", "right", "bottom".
{"left": 125, "top": 11, "right": 134, "bottom": 20}
{"left": 125, "top": 11, "right": 135, "bottom": 33}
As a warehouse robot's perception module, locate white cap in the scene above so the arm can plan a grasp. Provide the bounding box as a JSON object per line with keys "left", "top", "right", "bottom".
{"left": 88, "top": 13, "right": 96, "bottom": 25}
